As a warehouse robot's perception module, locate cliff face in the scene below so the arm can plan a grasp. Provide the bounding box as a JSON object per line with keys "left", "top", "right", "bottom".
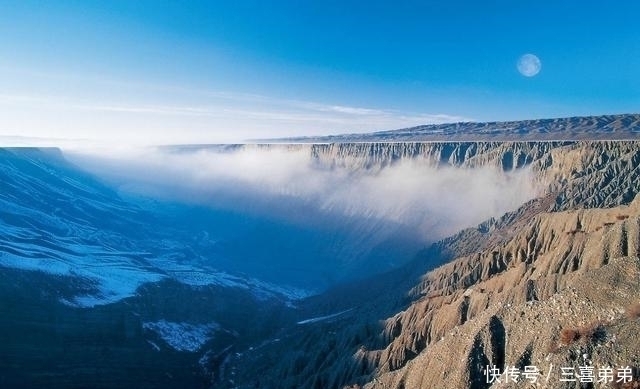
{"left": 178, "top": 141, "right": 640, "bottom": 215}
{"left": 535, "top": 141, "right": 640, "bottom": 210}
{"left": 229, "top": 140, "right": 640, "bottom": 389}
{"left": 242, "top": 141, "right": 567, "bottom": 170}
{"left": 308, "top": 141, "right": 640, "bottom": 213}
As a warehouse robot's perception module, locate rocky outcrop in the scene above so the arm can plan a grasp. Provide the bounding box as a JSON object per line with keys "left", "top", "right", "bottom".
{"left": 360, "top": 196, "right": 640, "bottom": 389}
{"left": 534, "top": 141, "right": 640, "bottom": 210}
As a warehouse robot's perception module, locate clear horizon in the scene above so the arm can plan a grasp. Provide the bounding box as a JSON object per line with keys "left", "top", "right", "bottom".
{"left": 1, "top": 1, "right": 638, "bottom": 144}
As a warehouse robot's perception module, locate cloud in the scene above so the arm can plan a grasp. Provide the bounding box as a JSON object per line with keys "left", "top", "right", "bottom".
{"left": 65, "top": 145, "right": 539, "bottom": 241}
{"left": 0, "top": 86, "right": 470, "bottom": 144}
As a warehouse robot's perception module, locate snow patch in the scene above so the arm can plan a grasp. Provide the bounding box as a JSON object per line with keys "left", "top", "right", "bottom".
{"left": 143, "top": 320, "right": 220, "bottom": 352}
{"left": 0, "top": 232, "right": 312, "bottom": 308}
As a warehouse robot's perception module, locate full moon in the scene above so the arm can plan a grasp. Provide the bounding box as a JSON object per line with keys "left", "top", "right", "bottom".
{"left": 517, "top": 53, "right": 541, "bottom": 77}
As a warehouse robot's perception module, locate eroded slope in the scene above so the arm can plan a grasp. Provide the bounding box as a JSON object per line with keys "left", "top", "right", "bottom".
{"left": 229, "top": 140, "right": 640, "bottom": 389}
{"left": 364, "top": 197, "right": 640, "bottom": 389}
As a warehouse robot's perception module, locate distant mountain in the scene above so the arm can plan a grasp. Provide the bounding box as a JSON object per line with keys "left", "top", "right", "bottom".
{"left": 267, "top": 113, "right": 640, "bottom": 143}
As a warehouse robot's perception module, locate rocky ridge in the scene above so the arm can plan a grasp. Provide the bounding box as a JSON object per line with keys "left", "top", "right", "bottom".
{"left": 270, "top": 114, "right": 640, "bottom": 143}
{"left": 364, "top": 196, "right": 640, "bottom": 389}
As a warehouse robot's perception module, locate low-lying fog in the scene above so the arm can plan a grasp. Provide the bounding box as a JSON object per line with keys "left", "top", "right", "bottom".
{"left": 64, "top": 145, "right": 540, "bottom": 288}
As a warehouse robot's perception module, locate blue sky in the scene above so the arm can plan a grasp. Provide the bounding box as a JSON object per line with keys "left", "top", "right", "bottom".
{"left": 0, "top": 1, "right": 638, "bottom": 144}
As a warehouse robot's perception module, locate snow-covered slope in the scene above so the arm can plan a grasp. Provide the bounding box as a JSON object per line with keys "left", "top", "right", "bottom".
{"left": 0, "top": 148, "right": 309, "bottom": 307}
